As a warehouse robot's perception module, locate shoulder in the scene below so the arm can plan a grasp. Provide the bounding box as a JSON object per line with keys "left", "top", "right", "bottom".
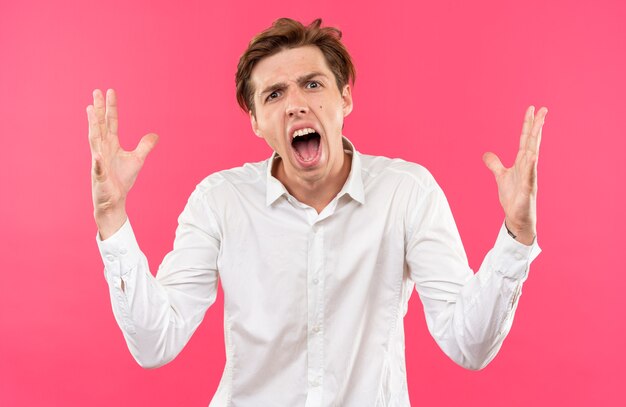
{"left": 358, "top": 152, "right": 438, "bottom": 192}
{"left": 190, "top": 159, "right": 268, "bottom": 202}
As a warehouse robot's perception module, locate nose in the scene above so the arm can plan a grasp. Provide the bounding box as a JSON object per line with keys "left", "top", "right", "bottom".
{"left": 285, "top": 88, "right": 309, "bottom": 117}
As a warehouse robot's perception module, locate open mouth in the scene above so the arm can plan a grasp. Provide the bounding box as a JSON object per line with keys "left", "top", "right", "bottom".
{"left": 291, "top": 128, "right": 321, "bottom": 163}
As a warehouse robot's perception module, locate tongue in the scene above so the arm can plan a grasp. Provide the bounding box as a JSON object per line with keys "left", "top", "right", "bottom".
{"left": 293, "top": 136, "right": 320, "bottom": 161}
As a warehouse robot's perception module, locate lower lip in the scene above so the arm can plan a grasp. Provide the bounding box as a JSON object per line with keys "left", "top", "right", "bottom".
{"left": 291, "top": 138, "right": 322, "bottom": 169}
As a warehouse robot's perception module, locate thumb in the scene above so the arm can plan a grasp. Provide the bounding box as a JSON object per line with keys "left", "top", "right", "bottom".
{"left": 482, "top": 152, "right": 505, "bottom": 176}
{"left": 92, "top": 152, "right": 107, "bottom": 182}
{"left": 135, "top": 133, "right": 159, "bottom": 160}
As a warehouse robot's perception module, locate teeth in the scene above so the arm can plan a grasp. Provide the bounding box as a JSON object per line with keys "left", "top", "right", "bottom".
{"left": 292, "top": 128, "right": 316, "bottom": 139}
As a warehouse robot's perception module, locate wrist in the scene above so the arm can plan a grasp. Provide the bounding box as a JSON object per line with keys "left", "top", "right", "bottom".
{"left": 504, "top": 219, "right": 536, "bottom": 246}
{"left": 95, "top": 207, "right": 128, "bottom": 240}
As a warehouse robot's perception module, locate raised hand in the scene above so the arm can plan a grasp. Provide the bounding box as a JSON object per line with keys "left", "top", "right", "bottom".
{"left": 87, "top": 89, "right": 159, "bottom": 239}
{"left": 482, "top": 106, "right": 548, "bottom": 245}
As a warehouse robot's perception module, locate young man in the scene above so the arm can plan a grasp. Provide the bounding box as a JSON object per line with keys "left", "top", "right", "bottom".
{"left": 88, "top": 18, "right": 547, "bottom": 406}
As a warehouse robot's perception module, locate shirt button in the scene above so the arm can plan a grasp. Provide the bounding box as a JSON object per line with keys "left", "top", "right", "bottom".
{"left": 119, "top": 247, "right": 127, "bottom": 255}
{"left": 313, "top": 326, "right": 321, "bottom": 333}
{"left": 313, "top": 278, "right": 319, "bottom": 285}
{"left": 310, "top": 380, "right": 319, "bottom": 387}
{"left": 106, "top": 255, "right": 115, "bottom": 262}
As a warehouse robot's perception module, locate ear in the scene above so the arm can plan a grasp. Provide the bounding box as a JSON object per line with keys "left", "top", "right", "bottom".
{"left": 249, "top": 110, "right": 262, "bottom": 138}
{"left": 341, "top": 84, "right": 353, "bottom": 118}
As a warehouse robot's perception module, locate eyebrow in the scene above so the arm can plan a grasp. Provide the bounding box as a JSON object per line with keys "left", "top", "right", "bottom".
{"left": 258, "top": 72, "right": 329, "bottom": 99}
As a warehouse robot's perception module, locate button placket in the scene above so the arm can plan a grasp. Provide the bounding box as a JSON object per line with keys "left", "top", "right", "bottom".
{"left": 306, "top": 222, "right": 325, "bottom": 403}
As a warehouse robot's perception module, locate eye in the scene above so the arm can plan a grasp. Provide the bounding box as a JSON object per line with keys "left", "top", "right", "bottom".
{"left": 306, "top": 81, "right": 321, "bottom": 89}
{"left": 266, "top": 90, "right": 281, "bottom": 102}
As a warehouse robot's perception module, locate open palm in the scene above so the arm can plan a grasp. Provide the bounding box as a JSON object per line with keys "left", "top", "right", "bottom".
{"left": 483, "top": 106, "right": 548, "bottom": 245}
{"left": 87, "top": 89, "right": 158, "bottom": 237}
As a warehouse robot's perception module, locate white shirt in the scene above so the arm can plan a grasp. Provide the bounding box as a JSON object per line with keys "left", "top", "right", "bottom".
{"left": 97, "top": 138, "right": 540, "bottom": 407}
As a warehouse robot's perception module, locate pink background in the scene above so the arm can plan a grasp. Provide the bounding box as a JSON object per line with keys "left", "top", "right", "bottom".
{"left": 1, "top": 0, "right": 625, "bottom": 405}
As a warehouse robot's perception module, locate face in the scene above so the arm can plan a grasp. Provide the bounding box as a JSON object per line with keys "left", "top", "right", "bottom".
{"left": 249, "top": 45, "right": 353, "bottom": 187}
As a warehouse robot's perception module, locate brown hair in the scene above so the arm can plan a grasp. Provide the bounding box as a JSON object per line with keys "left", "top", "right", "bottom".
{"left": 236, "top": 18, "right": 356, "bottom": 115}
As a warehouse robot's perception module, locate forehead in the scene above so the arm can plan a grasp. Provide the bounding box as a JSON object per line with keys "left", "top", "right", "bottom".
{"left": 250, "top": 45, "right": 333, "bottom": 92}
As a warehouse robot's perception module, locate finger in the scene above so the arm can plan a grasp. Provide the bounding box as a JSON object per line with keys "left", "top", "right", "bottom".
{"left": 105, "top": 89, "right": 119, "bottom": 136}
{"left": 519, "top": 106, "right": 535, "bottom": 151}
{"left": 87, "top": 105, "right": 102, "bottom": 154}
{"left": 527, "top": 107, "right": 548, "bottom": 154}
{"left": 482, "top": 152, "right": 505, "bottom": 177}
{"left": 134, "top": 133, "right": 159, "bottom": 160}
{"left": 92, "top": 89, "right": 107, "bottom": 136}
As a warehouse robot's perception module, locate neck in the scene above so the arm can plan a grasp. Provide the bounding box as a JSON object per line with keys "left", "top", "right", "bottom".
{"left": 275, "top": 152, "right": 352, "bottom": 213}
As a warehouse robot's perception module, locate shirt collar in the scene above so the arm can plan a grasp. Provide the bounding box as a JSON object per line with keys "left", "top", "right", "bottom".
{"left": 265, "top": 136, "right": 365, "bottom": 206}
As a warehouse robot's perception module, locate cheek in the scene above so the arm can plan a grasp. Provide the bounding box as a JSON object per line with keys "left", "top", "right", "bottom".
{"left": 259, "top": 112, "right": 285, "bottom": 142}
{"left": 315, "top": 98, "right": 342, "bottom": 122}
{"left": 334, "top": 107, "right": 345, "bottom": 123}
{"left": 258, "top": 110, "right": 277, "bottom": 130}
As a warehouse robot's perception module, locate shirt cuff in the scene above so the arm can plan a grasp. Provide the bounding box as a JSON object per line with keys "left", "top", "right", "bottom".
{"left": 491, "top": 222, "right": 542, "bottom": 281}
{"left": 96, "top": 219, "right": 142, "bottom": 280}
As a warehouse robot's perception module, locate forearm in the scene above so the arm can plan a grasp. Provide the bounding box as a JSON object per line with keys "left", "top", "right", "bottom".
{"left": 424, "top": 224, "right": 540, "bottom": 370}
{"left": 97, "top": 218, "right": 218, "bottom": 368}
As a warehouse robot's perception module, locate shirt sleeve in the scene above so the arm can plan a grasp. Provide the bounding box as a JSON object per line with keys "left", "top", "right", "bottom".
{"left": 96, "top": 188, "right": 221, "bottom": 368}
{"left": 405, "top": 182, "right": 540, "bottom": 370}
